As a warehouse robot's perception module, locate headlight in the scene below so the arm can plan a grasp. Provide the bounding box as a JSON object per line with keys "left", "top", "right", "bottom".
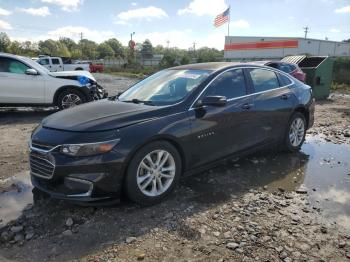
{"left": 60, "top": 139, "right": 120, "bottom": 157}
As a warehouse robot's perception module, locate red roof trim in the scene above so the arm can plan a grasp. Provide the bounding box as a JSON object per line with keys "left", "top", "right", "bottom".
{"left": 225, "top": 40, "right": 299, "bottom": 51}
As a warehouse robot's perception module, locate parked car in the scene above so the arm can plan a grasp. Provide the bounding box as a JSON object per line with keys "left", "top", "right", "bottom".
{"left": 253, "top": 61, "right": 306, "bottom": 83}
{"left": 37, "top": 56, "right": 90, "bottom": 72}
{"left": 29, "top": 62, "right": 314, "bottom": 206}
{"left": 89, "top": 62, "right": 104, "bottom": 73}
{"left": 0, "top": 53, "right": 107, "bottom": 109}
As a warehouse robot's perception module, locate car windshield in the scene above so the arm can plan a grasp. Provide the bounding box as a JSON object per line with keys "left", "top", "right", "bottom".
{"left": 118, "top": 69, "right": 212, "bottom": 106}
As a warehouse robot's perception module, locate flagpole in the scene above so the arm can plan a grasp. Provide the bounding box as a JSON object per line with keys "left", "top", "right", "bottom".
{"left": 227, "top": 5, "right": 230, "bottom": 36}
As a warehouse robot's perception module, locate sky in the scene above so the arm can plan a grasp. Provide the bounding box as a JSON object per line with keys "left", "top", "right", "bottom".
{"left": 0, "top": 0, "right": 349, "bottom": 50}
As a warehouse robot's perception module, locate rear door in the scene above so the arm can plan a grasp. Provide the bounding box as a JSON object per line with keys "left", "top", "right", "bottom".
{"left": 188, "top": 68, "right": 256, "bottom": 167}
{"left": 246, "top": 68, "right": 295, "bottom": 143}
{"left": 0, "top": 56, "right": 45, "bottom": 104}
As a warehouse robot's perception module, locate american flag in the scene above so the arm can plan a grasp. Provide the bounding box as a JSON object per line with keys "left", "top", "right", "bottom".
{"left": 214, "top": 7, "right": 230, "bottom": 27}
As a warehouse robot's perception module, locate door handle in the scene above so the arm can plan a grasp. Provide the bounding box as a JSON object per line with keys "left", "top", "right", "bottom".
{"left": 280, "top": 94, "right": 289, "bottom": 100}
{"left": 242, "top": 103, "right": 252, "bottom": 110}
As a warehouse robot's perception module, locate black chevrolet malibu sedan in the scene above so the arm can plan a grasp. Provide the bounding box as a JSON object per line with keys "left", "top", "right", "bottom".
{"left": 29, "top": 62, "right": 314, "bottom": 205}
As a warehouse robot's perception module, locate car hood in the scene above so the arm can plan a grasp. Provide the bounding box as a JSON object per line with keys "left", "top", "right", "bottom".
{"left": 49, "top": 71, "right": 96, "bottom": 82}
{"left": 42, "top": 100, "right": 162, "bottom": 132}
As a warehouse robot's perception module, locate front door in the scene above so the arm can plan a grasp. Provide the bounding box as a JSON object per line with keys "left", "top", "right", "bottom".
{"left": 188, "top": 68, "right": 256, "bottom": 168}
{"left": 0, "top": 57, "right": 45, "bottom": 104}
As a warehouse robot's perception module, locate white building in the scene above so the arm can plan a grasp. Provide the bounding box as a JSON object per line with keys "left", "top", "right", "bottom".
{"left": 224, "top": 36, "right": 350, "bottom": 60}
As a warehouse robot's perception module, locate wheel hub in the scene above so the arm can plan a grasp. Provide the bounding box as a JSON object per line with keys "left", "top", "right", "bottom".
{"left": 136, "top": 149, "right": 176, "bottom": 197}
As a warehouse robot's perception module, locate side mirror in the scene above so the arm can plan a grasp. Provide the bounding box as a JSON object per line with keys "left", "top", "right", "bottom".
{"left": 197, "top": 96, "right": 227, "bottom": 107}
{"left": 25, "top": 69, "right": 39, "bottom": 75}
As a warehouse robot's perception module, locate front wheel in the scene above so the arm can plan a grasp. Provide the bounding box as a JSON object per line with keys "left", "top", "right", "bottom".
{"left": 283, "top": 112, "right": 307, "bottom": 152}
{"left": 125, "top": 141, "right": 182, "bottom": 206}
{"left": 57, "top": 89, "right": 86, "bottom": 110}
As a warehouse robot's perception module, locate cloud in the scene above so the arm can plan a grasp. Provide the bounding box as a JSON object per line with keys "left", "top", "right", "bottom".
{"left": 47, "top": 26, "right": 116, "bottom": 43}
{"left": 231, "top": 19, "right": 250, "bottom": 29}
{"left": 177, "top": 0, "right": 227, "bottom": 16}
{"left": 41, "top": 0, "right": 83, "bottom": 12}
{"left": 0, "top": 7, "right": 12, "bottom": 16}
{"left": 330, "top": 28, "right": 340, "bottom": 33}
{"left": 114, "top": 20, "right": 129, "bottom": 26}
{"left": 117, "top": 6, "right": 168, "bottom": 22}
{"left": 335, "top": 5, "right": 350, "bottom": 13}
{"left": 0, "top": 19, "right": 12, "bottom": 30}
{"left": 17, "top": 6, "right": 51, "bottom": 17}
{"left": 131, "top": 2, "right": 137, "bottom": 6}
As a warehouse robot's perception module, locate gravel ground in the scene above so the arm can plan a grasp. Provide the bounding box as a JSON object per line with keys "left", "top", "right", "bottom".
{"left": 0, "top": 73, "right": 349, "bottom": 261}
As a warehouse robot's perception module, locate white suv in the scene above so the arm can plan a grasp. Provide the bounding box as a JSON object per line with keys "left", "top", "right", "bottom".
{"left": 0, "top": 53, "right": 107, "bottom": 109}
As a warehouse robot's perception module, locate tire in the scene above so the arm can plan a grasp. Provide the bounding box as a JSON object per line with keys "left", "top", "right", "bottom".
{"left": 125, "top": 141, "right": 182, "bottom": 206}
{"left": 283, "top": 112, "right": 307, "bottom": 152}
{"left": 75, "top": 67, "right": 83, "bottom": 71}
{"left": 56, "top": 89, "right": 86, "bottom": 110}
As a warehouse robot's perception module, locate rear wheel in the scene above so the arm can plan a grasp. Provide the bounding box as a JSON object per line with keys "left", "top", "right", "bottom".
{"left": 125, "top": 141, "right": 182, "bottom": 206}
{"left": 57, "top": 89, "right": 86, "bottom": 110}
{"left": 283, "top": 112, "right": 306, "bottom": 152}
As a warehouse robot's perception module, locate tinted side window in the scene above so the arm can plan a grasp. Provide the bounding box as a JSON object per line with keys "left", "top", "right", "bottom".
{"left": 0, "top": 57, "right": 30, "bottom": 74}
{"left": 278, "top": 73, "right": 293, "bottom": 86}
{"left": 288, "top": 64, "right": 297, "bottom": 72}
{"left": 249, "top": 68, "right": 280, "bottom": 93}
{"left": 52, "top": 58, "right": 60, "bottom": 65}
{"left": 202, "top": 69, "right": 246, "bottom": 99}
{"left": 278, "top": 63, "right": 292, "bottom": 73}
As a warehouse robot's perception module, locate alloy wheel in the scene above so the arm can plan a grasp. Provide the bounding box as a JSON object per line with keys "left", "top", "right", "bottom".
{"left": 61, "top": 94, "right": 82, "bottom": 109}
{"left": 136, "top": 150, "right": 176, "bottom": 197}
{"left": 289, "top": 118, "right": 305, "bottom": 147}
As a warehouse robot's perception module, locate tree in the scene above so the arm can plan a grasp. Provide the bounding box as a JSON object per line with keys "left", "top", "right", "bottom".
{"left": 59, "top": 37, "right": 77, "bottom": 50}
{"left": 140, "top": 39, "right": 153, "bottom": 59}
{"left": 343, "top": 39, "right": 350, "bottom": 43}
{"left": 97, "top": 43, "right": 114, "bottom": 59}
{"left": 79, "top": 39, "right": 98, "bottom": 59}
{"left": 0, "top": 32, "right": 11, "bottom": 52}
{"left": 196, "top": 47, "right": 223, "bottom": 63}
{"left": 160, "top": 52, "right": 176, "bottom": 68}
{"left": 56, "top": 42, "right": 70, "bottom": 57}
{"left": 38, "top": 39, "right": 58, "bottom": 56}
{"left": 105, "top": 38, "right": 124, "bottom": 58}
{"left": 154, "top": 45, "right": 166, "bottom": 55}
{"left": 9, "top": 41, "right": 22, "bottom": 55}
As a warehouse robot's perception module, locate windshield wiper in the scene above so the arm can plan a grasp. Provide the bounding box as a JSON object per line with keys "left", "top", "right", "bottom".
{"left": 122, "top": 98, "right": 155, "bottom": 106}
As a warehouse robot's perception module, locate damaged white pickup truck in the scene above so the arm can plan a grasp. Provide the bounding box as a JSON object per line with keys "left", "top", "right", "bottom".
{"left": 0, "top": 53, "right": 108, "bottom": 109}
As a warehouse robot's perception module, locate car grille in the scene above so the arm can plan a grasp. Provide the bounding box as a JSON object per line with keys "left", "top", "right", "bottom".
{"left": 30, "top": 154, "right": 55, "bottom": 179}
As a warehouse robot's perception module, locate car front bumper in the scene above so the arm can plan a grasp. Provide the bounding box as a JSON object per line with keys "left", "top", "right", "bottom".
{"left": 83, "top": 84, "right": 108, "bottom": 102}
{"left": 29, "top": 146, "right": 125, "bottom": 203}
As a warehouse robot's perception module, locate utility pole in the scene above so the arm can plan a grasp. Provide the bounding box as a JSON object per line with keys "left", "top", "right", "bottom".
{"left": 303, "top": 26, "right": 309, "bottom": 39}
{"left": 80, "top": 32, "right": 83, "bottom": 59}
{"left": 193, "top": 42, "right": 196, "bottom": 57}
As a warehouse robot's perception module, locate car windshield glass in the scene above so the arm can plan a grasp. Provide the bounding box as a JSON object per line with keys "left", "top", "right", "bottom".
{"left": 118, "top": 69, "right": 212, "bottom": 106}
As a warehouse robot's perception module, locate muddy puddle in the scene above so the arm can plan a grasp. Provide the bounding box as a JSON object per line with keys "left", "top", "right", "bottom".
{"left": 186, "top": 135, "right": 350, "bottom": 230}
{"left": 0, "top": 172, "right": 33, "bottom": 228}
{"left": 0, "top": 136, "right": 349, "bottom": 231}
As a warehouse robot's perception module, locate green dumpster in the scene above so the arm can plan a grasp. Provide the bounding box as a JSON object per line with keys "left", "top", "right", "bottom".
{"left": 282, "top": 56, "right": 334, "bottom": 100}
